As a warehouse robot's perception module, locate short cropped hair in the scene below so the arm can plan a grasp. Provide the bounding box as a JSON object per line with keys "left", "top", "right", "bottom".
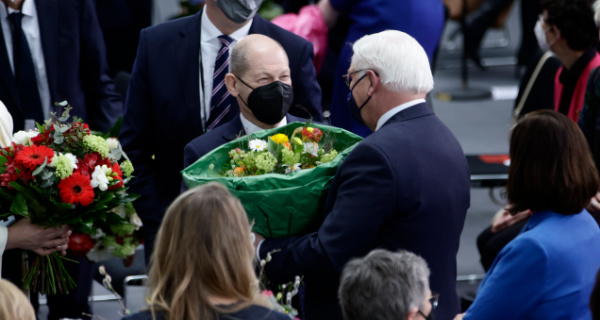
{"left": 338, "top": 249, "right": 430, "bottom": 320}
{"left": 351, "top": 30, "right": 433, "bottom": 95}
{"left": 541, "top": 0, "right": 598, "bottom": 51}
{"left": 507, "top": 110, "right": 599, "bottom": 215}
{"left": 229, "top": 36, "right": 286, "bottom": 77}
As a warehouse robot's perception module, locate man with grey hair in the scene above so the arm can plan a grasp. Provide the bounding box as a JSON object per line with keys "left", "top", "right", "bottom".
{"left": 255, "top": 30, "right": 470, "bottom": 320}
{"left": 339, "top": 249, "right": 436, "bottom": 320}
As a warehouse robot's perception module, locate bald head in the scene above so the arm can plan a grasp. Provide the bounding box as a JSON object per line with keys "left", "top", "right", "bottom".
{"left": 230, "top": 34, "right": 288, "bottom": 77}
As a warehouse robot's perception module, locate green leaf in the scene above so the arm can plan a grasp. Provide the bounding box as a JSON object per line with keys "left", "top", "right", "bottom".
{"left": 108, "top": 117, "right": 122, "bottom": 138}
{"left": 106, "top": 211, "right": 126, "bottom": 225}
{"left": 10, "top": 193, "right": 29, "bottom": 217}
{"left": 32, "top": 157, "right": 48, "bottom": 176}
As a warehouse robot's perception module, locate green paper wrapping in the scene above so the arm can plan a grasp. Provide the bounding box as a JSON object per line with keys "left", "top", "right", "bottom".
{"left": 182, "top": 122, "right": 363, "bottom": 238}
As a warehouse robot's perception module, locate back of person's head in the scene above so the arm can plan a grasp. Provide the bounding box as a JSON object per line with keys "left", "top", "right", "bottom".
{"left": 541, "top": 0, "right": 598, "bottom": 51}
{"left": 148, "top": 182, "right": 258, "bottom": 320}
{"left": 351, "top": 30, "right": 433, "bottom": 95}
{"left": 339, "top": 249, "right": 430, "bottom": 320}
{"left": 0, "top": 279, "right": 36, "bottom": 320}
{"left": 507, "top": 110, "right": 599, "bottom": 214}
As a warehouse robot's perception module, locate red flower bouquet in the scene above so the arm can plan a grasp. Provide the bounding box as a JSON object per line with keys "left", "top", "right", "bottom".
{"left": 0, "top": 104, "right": 139, "bottom": 294}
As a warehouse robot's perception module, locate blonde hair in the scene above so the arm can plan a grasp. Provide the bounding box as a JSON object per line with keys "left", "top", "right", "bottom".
{"left": 0, "top": 279, "right": 36, "bottom": 320}
{"left": 147, "top": 182, "right": 263, "bottom": 320}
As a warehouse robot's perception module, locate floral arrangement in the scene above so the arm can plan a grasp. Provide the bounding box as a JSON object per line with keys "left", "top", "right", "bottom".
{"left": 222, "top": 122, "right": 338, "bottom": 177}
{"left": 259, "top": 249, "right": 302, "bottom": 320}
{"left": 0, "top": 104, "right": 139, "bottom": 294}
{"left": 183, "top": 121, "right": 362, "bottom": 238}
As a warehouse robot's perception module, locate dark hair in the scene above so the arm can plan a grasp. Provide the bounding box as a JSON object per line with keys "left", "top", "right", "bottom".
{"left": 541, "top": 0, "right": 598, "bottom": 51}
{"left": 507, "top": 110, "right": 599, "bottom": 215}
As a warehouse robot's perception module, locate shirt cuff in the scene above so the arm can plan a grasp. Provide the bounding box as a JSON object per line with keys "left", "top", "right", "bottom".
{"left": 256, "top": 239, "right": 265, "bottom": 261}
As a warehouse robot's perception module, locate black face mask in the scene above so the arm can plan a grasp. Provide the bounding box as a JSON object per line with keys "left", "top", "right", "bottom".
{"left": 237, "top": 77, "right": 294, "bottom": 125}
{"left": 418, "top": 310, "right": 435, "bottom": 320}
{"left": 346, "top": 73, "right": 371, "bottom": 125}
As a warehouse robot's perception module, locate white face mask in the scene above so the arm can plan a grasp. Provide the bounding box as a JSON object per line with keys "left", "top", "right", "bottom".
{"left": 534, "top": 19, "right": 557, "bottom": 52}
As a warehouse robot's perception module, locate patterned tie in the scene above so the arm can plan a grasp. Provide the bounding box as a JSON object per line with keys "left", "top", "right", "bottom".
{"left": 207, "top": 35, "right": 235, "bottom": 131}
{"left": 8, "top": 12, "right": 43, "bottom": 122}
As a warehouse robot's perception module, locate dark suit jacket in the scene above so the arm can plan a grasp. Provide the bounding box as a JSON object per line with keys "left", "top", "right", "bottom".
{"left": 120, "top": 11, "right": 322, "bottom": 261}
{"left": 260, "top": 103, "right": 471, "bottom": 320}
{"left": 0, "top": 0, "right": 122, "bottom": 132}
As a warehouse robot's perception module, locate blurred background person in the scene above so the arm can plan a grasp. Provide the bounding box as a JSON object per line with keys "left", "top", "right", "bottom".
{"left": 339, "top": 249, "right": 437, "bottom": 320}
{"left": 458, "top": 110, "right": 600, "bottom": 320}
{"left": 122, "top": 182, "right": 289, "bottom": 320}
{"left": 0, "top": 279, "right": 36, "bottom": 320}
{"left": 317, "top": 0, "right": 445, "bottom": 137}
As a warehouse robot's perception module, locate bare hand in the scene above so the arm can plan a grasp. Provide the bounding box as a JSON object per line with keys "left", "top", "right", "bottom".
{"left": 6, "top": 218, "right": 71, "bottom": 257}
{"left": 491, "top": 209, "right": 531, "bottom": 233}
{"left": 586, "top": 192, "right": 600, "bottom": 215}
{"left": 454, "top": 313, "right": 465, "bottom": 320}
{"left": 317, "top": 0, "right": 340, "bottom": 29}
{"left": 252, "top": 232, "right": 265, "bottom": 249}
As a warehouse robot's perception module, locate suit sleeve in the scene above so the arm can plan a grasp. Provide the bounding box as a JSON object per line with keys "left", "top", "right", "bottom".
{"left": 290, "top": 41, "right": 323, "bottom": 122}
{"left": 78, "top": 0, "right": 123, "bottom": 133}
{"left": 119, "top": 28, "right": 160, "bottom": 224}
{"left": 260, "top": 142, "right": 397, "bottom": 282}
{"left": 464, "top": 237, "right": 547, "bottom": 320}
{"left": 181, "top": 142, "right": 201, "bottom": 192}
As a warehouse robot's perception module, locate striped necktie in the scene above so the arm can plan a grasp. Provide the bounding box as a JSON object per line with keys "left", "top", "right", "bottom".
{"left": 8, "top": 12, "right": 43, "bottom": 123}
{"left": 207, "top": 35, "right": 235, "bottom": 131}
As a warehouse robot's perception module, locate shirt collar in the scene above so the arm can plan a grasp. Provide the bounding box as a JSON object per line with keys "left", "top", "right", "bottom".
{"left": 240, "top": 113, "right": 287, "bottom": 135}
{"left": 375, "top": 99, "right": 425, "bottom": 131}
{"left": 201, "top": 9, "right": 253, "bottom": 44}
{"left": 4, "top": 0, "right": 36, "bottom": 17}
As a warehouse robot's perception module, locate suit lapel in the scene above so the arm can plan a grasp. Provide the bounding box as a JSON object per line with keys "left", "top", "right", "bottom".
{"left": 36, "top": 0, "right": 58, "bottom": 113}
{"left": 0, "top": 16, "right": 19, "bottom": 111}
{"left": 177, "top": 12, "right": 202, "bottom": 134}
{"left": 223, "top": 116, "right": 244, "bottom": 141}
{"left": 248, "top": 14, "right": 269, "bottom": 36}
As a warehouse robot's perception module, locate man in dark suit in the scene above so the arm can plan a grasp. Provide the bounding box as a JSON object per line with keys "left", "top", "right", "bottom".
{"left": 255, "top": 30, "right": 470, "bottom": 320}
{"left": 120, "top": 0, "right": 322, "bottom": 262}
{"left": 0, "top": 0, "right": 122, "bottom": 133}
{"left": 182, "top": 34, "right": 307, "bottom": 180}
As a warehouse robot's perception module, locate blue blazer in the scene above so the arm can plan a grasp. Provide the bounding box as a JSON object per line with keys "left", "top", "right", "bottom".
{"left": 0, "top": 0, "right": 122, "bottom": 132}
{"left": 260, "top": 103, "right": 471, "bottom": 320}
{"left": 120, "top": 11, "right": 322, "bottom": 260}
{"left": 465, "top": 210, "right": 600, "bottom": 320}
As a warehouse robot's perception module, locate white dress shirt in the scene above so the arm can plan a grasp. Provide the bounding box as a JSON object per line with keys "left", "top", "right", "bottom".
{"left": 240, "top": 113, "right": 287, "bottom": 136}
{"left": 200, "top": 9, "right": 252, "bottom": 131}
{"left": 375, "top": 99, "right": 426, "bottom": 131}
{"left": 0, "top": 1, "right": 51, "bottom": 121}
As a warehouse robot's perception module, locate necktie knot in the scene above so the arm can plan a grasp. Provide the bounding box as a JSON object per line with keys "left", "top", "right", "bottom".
{"left": 218, "top": 35, "right": 233, "bottom": 48}
{"left": 8, "top": 12, "right": 22, "bottom": 29}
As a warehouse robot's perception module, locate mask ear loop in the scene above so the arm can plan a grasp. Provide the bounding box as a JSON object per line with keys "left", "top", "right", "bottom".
{"left": 234, "top": 75, "right": 254, "bottom": 107}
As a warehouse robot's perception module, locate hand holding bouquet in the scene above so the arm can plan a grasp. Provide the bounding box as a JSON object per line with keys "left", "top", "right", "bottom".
{"left": 0, "top": 104, "right": 139, "bottom": 294}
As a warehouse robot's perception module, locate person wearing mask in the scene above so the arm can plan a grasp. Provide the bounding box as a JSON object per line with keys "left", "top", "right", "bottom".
{"left": 255, "top": 30, "right": 470, "bottom": 320}
{"left": 120, "top": 0, "right": 322, "bottom": 263}
{"left": 182, "top": 34, "right": 307, "bottom": 178}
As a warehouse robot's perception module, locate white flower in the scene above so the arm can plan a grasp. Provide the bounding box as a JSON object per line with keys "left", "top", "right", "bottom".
{"left": 90, "top": 165, "right": 110, "bottom": 191}
{"left": 283, "top": 163, "right": 302, "bottom": 174}
{"left": 87, "top": 242, "right": 114, "bottom": 262}
{"left": 302, "top": 142, "right": 319, "bottom": 157}
{"left": 49, "top": 152, "right": 78, "bottom": 169}
{"left": 249, "top": 139, "right": 267, "bottom": 152}
{"left": 12, "top": 130, "right": 39, "bottom": 146}
{"left": 105, "top": 137, "right": 119, "bottom": 150}
{"left": 111, "top": 205, "right": 127, "bottom": 219}
{"left": 130, "top": 213, "right": 143, "bottom": 231}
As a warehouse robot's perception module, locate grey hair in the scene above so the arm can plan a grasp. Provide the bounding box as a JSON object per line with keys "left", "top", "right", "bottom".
{"left": 338, "top": 249, "right": 430, "bottom": 320}
{"left": 351, "top": 30, "right": 434, "bottom": 94}
{"left": 229, "top": 42, "right": 249, "bottom": 77}
{"left": 595, "top": 0, "right": 600, "bottom": 25}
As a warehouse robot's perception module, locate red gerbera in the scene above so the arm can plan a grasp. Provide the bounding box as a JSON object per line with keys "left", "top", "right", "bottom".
{"left": 58, "top": 172, "right": 95, "bottom": 206}
{"left": 14, "top": 145, "right": 55, "bottom": 170}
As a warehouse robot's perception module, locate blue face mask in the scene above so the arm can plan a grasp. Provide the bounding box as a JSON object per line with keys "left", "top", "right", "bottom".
{"left": 346, "top": 73, "right": 371, "bottom": 125}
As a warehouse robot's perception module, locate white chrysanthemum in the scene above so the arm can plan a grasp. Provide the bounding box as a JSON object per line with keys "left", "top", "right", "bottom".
{"left": 303, "top": 142, "right": 319, "bottom": 157}
{"left": 130, "top": 213, "right": 143, "bottom": 231}
{"left": 12, "top": 130, "right": 39, "bottom": 146}
{"left": 283, "top": 163, "right": 302, "bottom": 174}
{"left": 91, "top": 165, "right": 110, "bottom": 191}
{"left": 249, "top": 139, "right": 268, "bottom": 152}
{"left": 106, "top": 137, "right": 119, "bottom": 150}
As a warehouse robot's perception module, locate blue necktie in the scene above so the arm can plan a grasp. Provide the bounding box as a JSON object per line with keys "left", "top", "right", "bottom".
{"left": 8, "top": 12, "right": 43, "bottom": 122}
{"left": 207, "top": 35, "right": 235, "bottom": 131}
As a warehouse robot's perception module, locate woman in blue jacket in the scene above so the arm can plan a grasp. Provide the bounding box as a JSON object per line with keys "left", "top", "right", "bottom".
{"left": 457, "top": 110, "right": 600, "bottom": 320}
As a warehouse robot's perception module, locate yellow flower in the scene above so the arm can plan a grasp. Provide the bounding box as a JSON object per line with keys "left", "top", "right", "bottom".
{"left": 270, "top": 134, "right": 289, "bottom": 145}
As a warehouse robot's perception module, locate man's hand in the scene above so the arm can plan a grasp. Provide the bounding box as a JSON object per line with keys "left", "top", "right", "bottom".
{"left": 491, "top": 209, "right": 531, "bottom": 233}
{"left": 6, "top": 218, "right": 71, "bottom": 256}
{"left": 453, "top": 313, "right": 465, "bottom": 320}
{"left": 252, "top": 232, "right": 265, "bottom": 249}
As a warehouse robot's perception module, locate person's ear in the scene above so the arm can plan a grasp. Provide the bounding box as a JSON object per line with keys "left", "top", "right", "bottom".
{"left": 406, "top": 307, "right": 420, "bottom": 320}
{"left": 225, "top": 73, "right": 239, "bottom": 97}
{"left": 367, "top": 70, "right": 380, "bottom": 96}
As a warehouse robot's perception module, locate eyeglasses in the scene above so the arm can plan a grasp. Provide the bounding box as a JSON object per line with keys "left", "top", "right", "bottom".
{"left": 342, "top": 69, "right": 370, "bottom": 88}
{"left": 417, "top": 294, "right": 439, "bottom": 319}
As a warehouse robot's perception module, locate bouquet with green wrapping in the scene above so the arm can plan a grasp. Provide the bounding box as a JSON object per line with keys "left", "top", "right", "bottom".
{"left": 182, "top": 121, "right": 362, "bottom": 238}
